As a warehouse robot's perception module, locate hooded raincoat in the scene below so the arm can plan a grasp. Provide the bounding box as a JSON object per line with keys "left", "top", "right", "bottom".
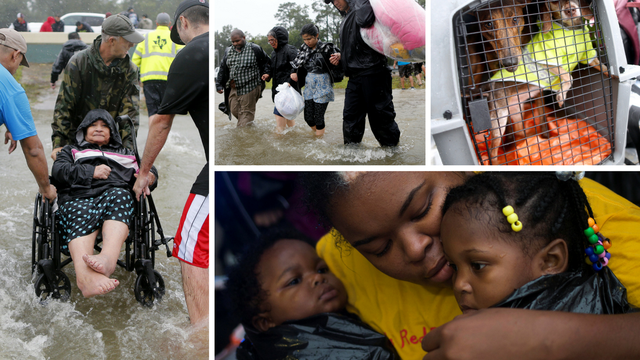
{"left": 267, "top": 26, "right": 300, "bottom": 101}
{"left": 50, "top": 38, "right": 88, "bottom": 84}
{"left": 40, "top": 16, "right": 56, "bottom": 32}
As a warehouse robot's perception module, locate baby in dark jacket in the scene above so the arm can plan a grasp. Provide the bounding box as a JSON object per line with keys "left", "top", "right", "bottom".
{"left": 226, "top": 228, "right": 398, "bottom": 360}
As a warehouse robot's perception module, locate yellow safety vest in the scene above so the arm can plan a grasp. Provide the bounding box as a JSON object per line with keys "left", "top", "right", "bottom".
{"left": 132, "top": 26, "right": 184, "bottom": 82}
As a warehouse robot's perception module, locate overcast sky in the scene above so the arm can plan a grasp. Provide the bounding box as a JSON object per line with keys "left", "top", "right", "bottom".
{"left": 214, "top": 0, "right": 327, "bottom": 37}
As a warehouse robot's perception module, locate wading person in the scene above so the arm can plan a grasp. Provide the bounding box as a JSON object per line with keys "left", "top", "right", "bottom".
{"left": 133, "top": 0, "right": 210, "bottom": 327}
{"left": 263, "top": 26, "right": 299, "bottom": 133}
{"left": 132, "top": 12, "right": 183, "bottom": 117}
{"left": 216, "top": 29, "right": 270, "bottom": 127}
{"left": 0, "top": 29, "right": 56, "bottom": 201}
{"left": 51, "top": 14, "right": 143, "bottom": 160}
{"left": 50, "top": 32, "right": 87, "bottom": 89}
{"left": 325, "top": 0, "right": 400, "bottom": 147}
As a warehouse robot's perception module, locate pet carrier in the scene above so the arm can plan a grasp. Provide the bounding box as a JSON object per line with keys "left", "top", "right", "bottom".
{"left": 431, "top": 0, "right": 640, "bottom": 165}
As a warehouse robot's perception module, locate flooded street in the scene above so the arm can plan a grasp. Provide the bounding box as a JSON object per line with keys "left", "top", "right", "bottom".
{"left": 0, "top": 85, "right": 208, "bottom": 359}
{"left": 215, "top": 88, "right": 426, "bottom": 165}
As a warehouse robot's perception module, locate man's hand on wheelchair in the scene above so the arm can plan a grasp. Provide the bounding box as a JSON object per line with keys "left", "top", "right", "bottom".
{"left": 40, "top": 184, "right": 57, "bottom": 202}
{"left": 133, "top": 171, "right": 154, "bottom": 201}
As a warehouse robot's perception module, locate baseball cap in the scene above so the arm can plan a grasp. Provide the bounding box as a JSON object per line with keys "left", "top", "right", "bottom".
{"left": 0, "top": 29, "right": 29, "bottom": 67}
{"left": 102, "top": 14, "right": 144, "bottom": 43}
{"left": 156, "top": 12, "right": 171, "bottom": 26}
{"left": 170, "top": 0, "right": 209, "bottom": 45}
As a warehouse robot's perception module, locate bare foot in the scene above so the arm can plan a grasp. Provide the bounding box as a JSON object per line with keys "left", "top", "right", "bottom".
{"left": 77, "top": 271, "right": 119, "bottom": 298}
{"left": 83, "top": 253, "right": 116, "bottom": 277}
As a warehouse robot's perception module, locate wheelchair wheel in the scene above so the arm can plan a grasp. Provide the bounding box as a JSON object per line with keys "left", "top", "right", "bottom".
{"left": 34, "top": 270, "right": 71, "bottom": 302}
{"left": 134, "top": 270, "right": 165, "bottom": 307}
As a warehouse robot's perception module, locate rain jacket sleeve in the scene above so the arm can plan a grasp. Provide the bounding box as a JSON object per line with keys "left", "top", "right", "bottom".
{"left": 355, "top": 0, "right": 376, "bottom": 28}
{"left": 51, "top": 145, "right": 94, "bottom": 188}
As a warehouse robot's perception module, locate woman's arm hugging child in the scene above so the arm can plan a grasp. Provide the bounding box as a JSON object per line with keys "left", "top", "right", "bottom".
{"left": 440, "top": 171, "right": 636, "bottom": 314}
{"left": 226, "top": 228, "right": 398, "bottom": 359}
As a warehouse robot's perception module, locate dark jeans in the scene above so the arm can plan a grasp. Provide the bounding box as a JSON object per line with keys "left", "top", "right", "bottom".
{"left": 142, "top": 80, "right": 167, "bottom": 116}
{"left": 343, "top": 70, "right": 400, "bottom": 146}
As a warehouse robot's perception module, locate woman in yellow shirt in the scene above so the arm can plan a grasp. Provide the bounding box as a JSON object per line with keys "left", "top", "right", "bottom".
{"left": 304, "top": 172, "right": 640, "bottom": 360}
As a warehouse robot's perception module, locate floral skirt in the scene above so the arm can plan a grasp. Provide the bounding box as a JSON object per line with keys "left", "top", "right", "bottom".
{"left": 303, "top": 72, "right": 334, "bottom": 103}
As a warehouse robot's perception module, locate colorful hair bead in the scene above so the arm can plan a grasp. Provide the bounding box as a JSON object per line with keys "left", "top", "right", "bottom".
{"left": 583, "top": 218, "right": 611, "bottom": 272}
{"left": 588, "top": 217, "right": 595, "bottom": 227}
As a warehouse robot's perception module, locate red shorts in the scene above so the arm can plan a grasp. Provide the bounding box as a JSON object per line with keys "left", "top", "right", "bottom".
{"left": 173, "top": 193, "right": 209, "bottom": 268}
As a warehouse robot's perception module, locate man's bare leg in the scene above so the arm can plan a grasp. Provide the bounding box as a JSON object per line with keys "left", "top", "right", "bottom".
{"left": 180, "top": 260, "right": 209, "bottom": 325}
{"left": 82, "top": 220, "right": 128, "bottom": 277}
{"left": 69, "top": 231, "right": 119, "bottom": 298}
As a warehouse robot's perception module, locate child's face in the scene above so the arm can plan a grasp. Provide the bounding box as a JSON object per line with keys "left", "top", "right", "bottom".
{"left": 256, "top": 239, "right": 348, "bottom": 328}
{"left": 441, "top": 205, "right": 537, "bottom": 314}
{"left": 330, "top": 172, "right": 466, "bottom": 286}
{"left": 302, "top": 33, "right": 319, "bottom": 49}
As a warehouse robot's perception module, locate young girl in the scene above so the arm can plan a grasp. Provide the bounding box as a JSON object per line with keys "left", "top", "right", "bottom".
{"left": 225, "top": 228, "right": 398, "bottom": 359}
{"left": 290, "top": 24, "right": 340, "bottom": 137}
{"left": 440, "top": 172, "right": 634, "bottom": 314}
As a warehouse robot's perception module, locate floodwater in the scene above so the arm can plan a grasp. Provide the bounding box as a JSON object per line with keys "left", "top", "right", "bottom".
{"left": 0, "top": 89, "right": 208, "bottom": 359}
{"left": 215, "top": 88, "right": 426, "bottom": 165}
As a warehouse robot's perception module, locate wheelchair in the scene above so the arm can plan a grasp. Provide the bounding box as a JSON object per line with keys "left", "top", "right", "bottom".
{"left": 31, "top": 190, "right": 174, "bottom": 307}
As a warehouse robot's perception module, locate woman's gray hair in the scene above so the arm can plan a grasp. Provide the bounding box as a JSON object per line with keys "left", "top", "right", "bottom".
{"left": 267, "top": 29, "right": 277, "bottom": 38}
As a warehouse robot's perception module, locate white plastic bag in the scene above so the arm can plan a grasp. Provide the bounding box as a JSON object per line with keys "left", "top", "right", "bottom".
{"left": 274, "top": 83, "right": 305, "bottom": 120}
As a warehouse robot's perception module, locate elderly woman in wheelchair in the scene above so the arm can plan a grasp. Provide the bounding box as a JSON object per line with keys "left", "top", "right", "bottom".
{"left": 51, "top": 109, "right": 157, "bottom": 298}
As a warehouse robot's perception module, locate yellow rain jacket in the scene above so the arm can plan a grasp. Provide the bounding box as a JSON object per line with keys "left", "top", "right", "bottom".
{"left": 491, "top": 21, "right": 598, "bottom": 92}
{"left": 132, "top": 26, "right": 184, "bottom": 82}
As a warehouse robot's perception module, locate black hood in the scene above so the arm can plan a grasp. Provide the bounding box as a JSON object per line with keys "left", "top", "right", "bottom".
{"left": 270, "top": 26, "right": 289, "bottom": 50}
{"left": 63, "top": 39, "right": 88, "bottom": 53}
{"left": 324, "top": 0, "right": 350, "bottom": 16}
{"left": 75, "top": 109, "right": 123, "bottom": 147}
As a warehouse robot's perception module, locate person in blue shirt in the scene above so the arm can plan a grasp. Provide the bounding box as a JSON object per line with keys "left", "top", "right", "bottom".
{"left": 0, "top": 29, "right": 57, "bottom": 201}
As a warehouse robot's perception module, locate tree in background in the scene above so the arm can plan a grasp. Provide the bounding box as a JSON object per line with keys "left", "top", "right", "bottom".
{"left": 274, "top": 2, "right": 312, "bottom": 49}
{"left": 312, "top": 0, "right": 341, "bottom": 45}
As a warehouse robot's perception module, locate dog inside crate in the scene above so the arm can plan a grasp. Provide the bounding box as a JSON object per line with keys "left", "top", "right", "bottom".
{"left": 455, "top": 0, "right": 616, "bottom": 165}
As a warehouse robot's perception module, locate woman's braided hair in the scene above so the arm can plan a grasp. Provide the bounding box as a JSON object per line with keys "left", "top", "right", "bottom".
{"left": 442, "top": 172, "right": 595, "bottom": 273}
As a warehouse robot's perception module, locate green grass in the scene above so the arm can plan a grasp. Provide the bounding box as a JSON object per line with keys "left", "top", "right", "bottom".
{"left": 264, "top": 74, "right": 424, "bottom": 91}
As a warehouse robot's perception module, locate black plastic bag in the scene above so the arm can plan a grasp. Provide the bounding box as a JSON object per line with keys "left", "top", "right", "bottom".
{"left": 494, "top": 267, "right": 636, "bottom": 314}
{"left": 237, "top": 312, "right": 399, "bottom": 360}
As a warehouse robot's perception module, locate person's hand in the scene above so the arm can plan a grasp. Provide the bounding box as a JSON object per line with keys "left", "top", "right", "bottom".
{"left": 261, "top": 74, "right": 270, "bottom": 81}
{"left": 133, "top": 172, "right": 152, "bottom": 201}
{"left": 40, "top": 184, "right": 57, "bottom": 202}
{"left": 4, "top": 131, "right": 16, "bottom": 154}
{"left": 217, "top": 88, "right": 223, "bottom": 94}
{"left": 51, "top": 147, "right": 63, "bottom": 160}
{"left": 329, "top": 53, "right": 341, "bottom": 65}
{"left": 290, "top": 73, "right": 298, "bottom": 82}
{"left": 93, "top": 164, "right": 111, "bottom": 179}
{"left": 422, "top": 308, "right": 554, "bottom": 360}
{"left": 50, "top": 82, "right": 56, "bottom": 89}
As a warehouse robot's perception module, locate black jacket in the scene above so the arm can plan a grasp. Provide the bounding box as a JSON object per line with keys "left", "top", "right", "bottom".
{"left": 52, "top": 109, "right": 158, "bottom": 205}
{"left": 495, "top": 267, "right": 635, "bottom": 314}
{"left": 337, "top": 0, "right": 389, "bottom": 77}
{"left": 52, "top": 20, "right": 65, "bottom": 32}
{"left": 76, "top": 22, "right": 94, "bottom": 32}
{"left": 267, "top": 26, "right": 300, "bottom": 101}
{"left": 51, "top": 39, "right": 88, "bottom": 84}
{"left": 237, "top": 312, "right": 399, "bottom": 360}
{"left": 13, "top": 19, "right": 28, "bottom": 32}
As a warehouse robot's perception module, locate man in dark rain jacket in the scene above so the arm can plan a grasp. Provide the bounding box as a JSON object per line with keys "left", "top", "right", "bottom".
{"left": 50, "top": 32, "right": 88, "bottom": 89}
{"left": 325, "top": 0, "right": 400, "bottom": 147}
